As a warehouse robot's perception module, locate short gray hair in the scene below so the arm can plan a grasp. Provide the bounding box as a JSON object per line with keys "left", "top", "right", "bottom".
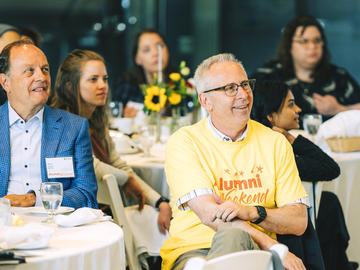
{"left": 194, "top": 53, "right": 246, "bottom": 93}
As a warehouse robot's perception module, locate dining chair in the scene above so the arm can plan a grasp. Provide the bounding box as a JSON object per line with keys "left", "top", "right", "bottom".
{"left": 97, "top": 174, "right": 142, "bottom": 270}
{"left": 302, "top": 181, "right": 323, "bottom": 227}
{"left": 184, "top": 244, "right": 287, "bottom": 270}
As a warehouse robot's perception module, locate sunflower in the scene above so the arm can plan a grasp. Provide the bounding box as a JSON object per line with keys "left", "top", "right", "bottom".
{"left": 144, "top": 86, "right": 167, "bottom": 111}
{"left": 168, "top": 92, "right": 182, "bottom": 105}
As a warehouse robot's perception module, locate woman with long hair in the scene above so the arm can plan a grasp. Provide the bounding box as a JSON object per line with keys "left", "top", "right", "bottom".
{"left": 112, "top": 28, "right": 177, "bottom": 117}
{"left": 252, "top": 16, "right": 360, "bottom": 121}
{"left": 51, "top": 49, "right": 172, "bottom": 234}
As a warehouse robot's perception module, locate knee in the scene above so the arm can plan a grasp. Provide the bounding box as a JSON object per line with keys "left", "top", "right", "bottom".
{"left": 214, "top": 227, "right": 252, "bottom": 245}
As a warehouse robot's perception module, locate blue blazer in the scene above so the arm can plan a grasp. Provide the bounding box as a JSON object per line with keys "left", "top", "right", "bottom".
{"left": 0, "top": 103, "right": 98, "bottom": 209}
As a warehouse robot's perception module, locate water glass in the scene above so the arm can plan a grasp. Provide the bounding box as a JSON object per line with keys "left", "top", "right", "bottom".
{"left": 109, "top": 101, "right": 123, "bottom": 118}
{"left": 303, "top": 114, "right": 322, "bottom": 135}
{"left": 138, "top": 125, "right": 157, "bottom": 157}
{"left": 40, "top": 182, "right": 63, "bottom": 223}
{"left": 0, "top": 198, "right": 11, "bottom": 226}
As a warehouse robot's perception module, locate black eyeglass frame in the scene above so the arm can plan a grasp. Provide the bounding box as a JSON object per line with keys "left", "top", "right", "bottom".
{"left": 202, "top": 79, "right": 256, "bottom": 97}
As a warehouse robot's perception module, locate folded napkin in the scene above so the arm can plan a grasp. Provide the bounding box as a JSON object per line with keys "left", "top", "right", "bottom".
{"left": 124, "top": 205, "right": 169, "bottom": 256}
{"left": 0, "top": 223, "right": 54, "bottom": 249}
{"left": 315, "top": 110, "right": 360, "bottom": 151}
{"left": 110, "top": 132, "right": 140, "bottom": 154}
{"left": 54, "top": 207, "right": 111, "bottom": 227}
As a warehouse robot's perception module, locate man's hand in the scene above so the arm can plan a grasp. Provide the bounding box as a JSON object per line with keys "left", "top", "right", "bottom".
{"left": 272, "top": 126, "right": 296, "bottom": 144}
{"left": 283, "top": 251, "right": 306, "bottom": 270}
{"left": 4, "top": 193, "right": 36, "bottom": 207}
{"left": 123, "top": 105, "right": 139, "bottom": 118}
{"left": 123, "top": 174, "right": 145, "bottom": 210}
{"left": 157, "top": 202, "right": 172, "bottom": 234}
{"left": 212, "top": 194, "right": 256, "bottom": 222}
{"left": 313, "top": 93, "right": 346, "bottom": 116}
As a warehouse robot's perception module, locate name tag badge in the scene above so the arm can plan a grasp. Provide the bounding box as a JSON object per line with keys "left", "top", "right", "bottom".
{"left": 45, "top": 157, "right": 75, "bottom": 179}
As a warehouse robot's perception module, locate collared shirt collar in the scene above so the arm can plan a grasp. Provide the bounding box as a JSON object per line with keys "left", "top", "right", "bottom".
{"left": 207, "top": 116, "right": 248, "bottom": 142}
{"left": 8, "top": 103, "right": 44, "bottom": 127}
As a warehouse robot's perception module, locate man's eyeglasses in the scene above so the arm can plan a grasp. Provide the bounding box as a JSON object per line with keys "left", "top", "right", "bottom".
{"left": 202, "top": 79, "right": 256, "bottom": 97}
{"left": 293, "top": 37, "right": 323, "bottom": 46}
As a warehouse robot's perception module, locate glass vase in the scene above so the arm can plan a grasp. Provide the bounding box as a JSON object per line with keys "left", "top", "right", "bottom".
{"left": 148, "top": 110, "right": 162, "bottom": 142}
{"left": 170, "top": 107, "right": 181, "bottom": 134}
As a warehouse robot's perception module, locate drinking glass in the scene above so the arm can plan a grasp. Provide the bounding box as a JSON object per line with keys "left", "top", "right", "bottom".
{"left": 109, "top": 101, "right": 123, "bottom": 118}
{"left": 0, "top": 198, "right": 11, "bottom": 226}
{"left": 40, "top": 182, "right": 63, "bottom": 223}
{"left": 303, "top": 114, "right": 323, "bottom": 135}
{"left": 138, "top": 125, "right": 157, "bottom": 157}
{"left": 108, "top": 101, "right": 124, "bottom": 129}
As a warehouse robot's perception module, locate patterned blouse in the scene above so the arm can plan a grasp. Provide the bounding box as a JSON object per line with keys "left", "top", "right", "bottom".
{"left": 252, "top": 60, "right": 360, "bottom": 121}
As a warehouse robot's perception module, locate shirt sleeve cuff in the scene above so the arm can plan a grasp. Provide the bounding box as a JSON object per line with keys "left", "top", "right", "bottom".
{"left": 177, "top": 188, "right": 214, "bottom": 211}
{"left": 286, "top": 196, "right": 310, "bottom": 208}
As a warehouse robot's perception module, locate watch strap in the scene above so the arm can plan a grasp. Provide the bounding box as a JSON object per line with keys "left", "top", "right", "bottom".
{"left": 155, "top": 196, "right": 170, "bottom": 208}
{"left": 253, "top": 205, "right": 267, "bottom": 224}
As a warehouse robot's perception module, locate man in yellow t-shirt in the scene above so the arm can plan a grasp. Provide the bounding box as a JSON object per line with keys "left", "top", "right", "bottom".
{"left": 160, "top": 53, "right": 309, "bottom": 270}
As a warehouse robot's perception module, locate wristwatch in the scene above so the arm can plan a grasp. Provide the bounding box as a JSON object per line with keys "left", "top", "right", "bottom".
{"left": 253, "top": 206, "right": 267, "bottom": 224}
{"left": 155, "top": 196, "right": 170, "bottom": 209}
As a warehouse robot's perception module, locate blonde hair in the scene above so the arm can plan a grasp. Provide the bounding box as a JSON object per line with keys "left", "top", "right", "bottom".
{"left": 194, "top": 53, "right": 246, "bottom": 93}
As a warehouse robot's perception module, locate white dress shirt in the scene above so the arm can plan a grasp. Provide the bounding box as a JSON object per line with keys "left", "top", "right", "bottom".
{"left": 7, "top": 103, "right": 44, "bottom": 206}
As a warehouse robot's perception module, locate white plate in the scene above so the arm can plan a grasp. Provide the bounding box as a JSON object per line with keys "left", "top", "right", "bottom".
{"left": 28, "top": 206, "right": 74, "bottom": 215}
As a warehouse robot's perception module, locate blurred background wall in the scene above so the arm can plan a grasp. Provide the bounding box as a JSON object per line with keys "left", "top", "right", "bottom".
{"left": 1, "top": 0, "right": 359, "bottom": 89}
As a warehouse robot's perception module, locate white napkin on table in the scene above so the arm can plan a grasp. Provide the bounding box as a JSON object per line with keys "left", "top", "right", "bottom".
{"left": 124, "top": 205, "right": 169, "bottom": 256}
{"left": 315, "top": 110, "right": 360, "bottom": 151}
{"left": 0, "top": 223, "right": 54, "bottom": 249}
{"left": 54, "top": 207, "right": 111, "bottom": 227}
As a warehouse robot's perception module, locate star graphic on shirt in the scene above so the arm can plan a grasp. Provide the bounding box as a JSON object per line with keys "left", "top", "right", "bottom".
{"left": 256, "top": 166, "right": 263, "bottom": 173}
{"left": 224, "top": 169, "right": 231, "bottom": 175}
{"left": 234, "top": 172, "right": 238, "bottom": 177}
{"left": 239, "top": 171, "right": 244, "bottom": 177}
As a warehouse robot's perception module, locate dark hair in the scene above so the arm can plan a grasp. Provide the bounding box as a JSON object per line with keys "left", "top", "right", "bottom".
{"left": 251, "top": 81, "right": 289, "bottom": 127}
{"left": 277, "top": 16, "right": 331, "bottom": 79}
{"left": 0, "top": 39, "right": 34, "bottom": 74}
{"left": 18, "top": 26, "right": 42, "bottom": 47}
{"left": 51, "top": 49, "right": 108, "bottom": 138}
{"left": 130, "top": 28, "right": 174, "bottom": 84}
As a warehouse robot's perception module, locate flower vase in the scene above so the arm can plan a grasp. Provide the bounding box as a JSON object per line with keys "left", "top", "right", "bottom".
{"left": 170, "top": 107, "right": 181, "bottom": 134}
{"left": 149, "top": 110, "right": 162, "bottom": 142}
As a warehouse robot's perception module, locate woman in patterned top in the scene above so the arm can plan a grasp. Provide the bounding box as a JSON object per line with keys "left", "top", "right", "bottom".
{"left": 252, "top": 16, "right": 360, "bottom": 122}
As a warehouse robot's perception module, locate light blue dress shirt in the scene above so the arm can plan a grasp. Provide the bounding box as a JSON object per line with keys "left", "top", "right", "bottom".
{"left": 7, "top": 103, "right": 44, "bottom": 206}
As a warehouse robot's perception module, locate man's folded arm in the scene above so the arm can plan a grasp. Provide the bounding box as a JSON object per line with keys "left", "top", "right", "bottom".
{"left": 187, "top": 194, "right": 278, "bottom": 250}
{"left": 260, "top": 203, "right": 307, "bottom": 236}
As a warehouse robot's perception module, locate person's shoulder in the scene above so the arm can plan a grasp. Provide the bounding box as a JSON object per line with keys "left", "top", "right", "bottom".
{"left": 330, "top": 63, "right": 351, "bottom": 76}
{"left": 249, "top": 120, "right": 286, "bottom": 142}
{"left": 167, "top": 119, "right": 207, "bottom": 144}
{"left": 45, "top": 106, "right": 86, "bottom": 123}
{"left": 253, "top": 59, "right": 282, "bottom": 75}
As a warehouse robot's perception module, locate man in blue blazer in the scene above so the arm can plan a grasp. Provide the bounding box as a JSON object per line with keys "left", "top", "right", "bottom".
{"left": 0, "top": 39, "right": 97, "bottom": 209}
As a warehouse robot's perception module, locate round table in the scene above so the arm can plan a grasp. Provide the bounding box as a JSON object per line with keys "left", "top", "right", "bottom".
{"left": 3, "top": 208, "right": 125, "bottom": 270}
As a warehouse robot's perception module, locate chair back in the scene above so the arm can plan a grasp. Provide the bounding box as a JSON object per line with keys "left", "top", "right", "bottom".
{"left": 205, "top": 250, "right": 272, "bottom": 270}
{"left": 97, "top": 174, "right": 142, "bottom": 270}
{"left": 184, "top": 244, "right": 288, "bottom": 270}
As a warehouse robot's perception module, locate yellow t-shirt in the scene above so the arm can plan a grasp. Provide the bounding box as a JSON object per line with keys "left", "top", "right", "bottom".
{"left": 160, "top": 119, "right": 307, "bottom": 270}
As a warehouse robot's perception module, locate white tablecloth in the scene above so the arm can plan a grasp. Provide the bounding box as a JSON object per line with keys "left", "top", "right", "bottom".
{"left": 323, "top": 151, "right": 360, "bottom": 262}
{"left": 122, "top": 143, "right": 169, "bottom": 198}
{"left": 3, "top": 208, "right": 125, "bottom": 270}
